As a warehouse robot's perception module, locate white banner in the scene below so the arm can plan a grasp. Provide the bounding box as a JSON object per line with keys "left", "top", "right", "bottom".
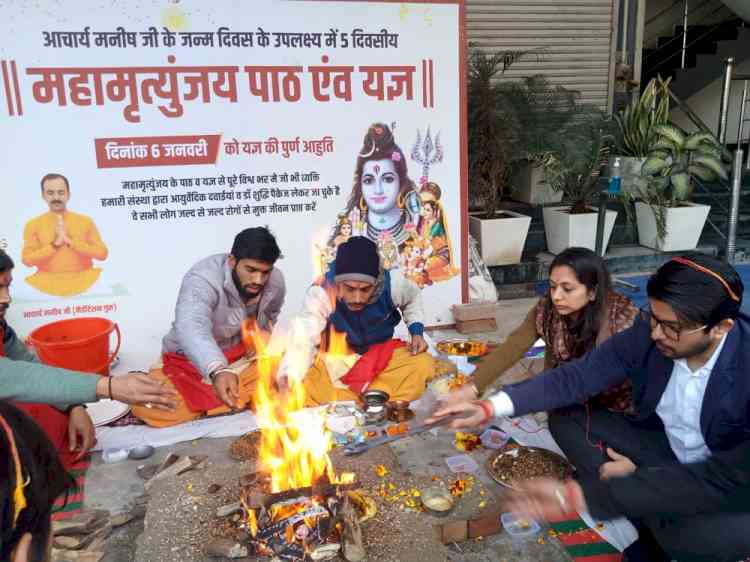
{"left": 0, "top": 0, "right": 467, "bottom": 371}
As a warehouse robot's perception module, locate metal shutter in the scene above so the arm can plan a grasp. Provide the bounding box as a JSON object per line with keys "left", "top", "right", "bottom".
{"left": 466, "top": 0, "right": 619, "bottom": 109}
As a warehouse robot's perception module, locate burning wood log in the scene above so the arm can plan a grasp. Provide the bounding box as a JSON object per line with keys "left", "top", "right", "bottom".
{"left": 241, "top": 475, "right": 359, "bottom": 509}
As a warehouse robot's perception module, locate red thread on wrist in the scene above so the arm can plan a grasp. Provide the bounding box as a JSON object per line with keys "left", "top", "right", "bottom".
{"left": 475, "top": 400, "right": 494, "bottom": 424}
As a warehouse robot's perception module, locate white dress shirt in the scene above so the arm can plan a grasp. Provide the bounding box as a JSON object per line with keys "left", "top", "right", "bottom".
{"left": 655, "top": 334, "right": 727, "bottom": 464}
{"left": 488, "top": 335, "right": 728, "bottom": 466}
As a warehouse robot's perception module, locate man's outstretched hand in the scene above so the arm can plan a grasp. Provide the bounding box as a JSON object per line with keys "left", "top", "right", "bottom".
{"left": 425, "top": 400, "right": 491, "bottom": 429}
{"left": 212, "top": 371, "right": 241, "bottom": 409}
{"left": 96, "top": 372, "right": 178, "bottom": 411}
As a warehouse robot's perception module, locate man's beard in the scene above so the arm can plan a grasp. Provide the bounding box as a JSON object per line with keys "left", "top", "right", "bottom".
{"left": 657, "top": 336, "right": 713, "bottom": 360}
{"left": 232, "top": 268, "right": 261, "bottom": 301}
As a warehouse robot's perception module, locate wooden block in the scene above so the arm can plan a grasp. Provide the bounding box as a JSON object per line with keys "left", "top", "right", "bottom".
{"left": 144, "top": 456, "right": 195, "bottom": 491}
{"left": 456, "top": 318, "right": 498, "bottom": 334}
{"left": 468, "top": 508, "right": 503, "bottom": 538}
{"left": 435, "top": 520, "right": 468, "bottom": 544}
{"left": 452, "top": 302, "right": 499, "bottom": 322}
{"left": 52, "top": 510, "right": 109, "bottom": 536}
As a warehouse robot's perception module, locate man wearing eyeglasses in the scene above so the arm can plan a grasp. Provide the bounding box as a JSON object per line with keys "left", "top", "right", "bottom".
{"left": 429, "top": 253, "right": 749, "bottom": 562}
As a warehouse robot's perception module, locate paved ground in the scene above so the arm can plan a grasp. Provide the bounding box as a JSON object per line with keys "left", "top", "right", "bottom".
{"left": 85, "top": 297, "right": 573, "bottom": 561}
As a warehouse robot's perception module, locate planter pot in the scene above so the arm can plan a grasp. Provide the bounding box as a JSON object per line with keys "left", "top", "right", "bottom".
{"left": 542, "top": 206, "right": 617, "bottom": 255}
{"left": 511, "top": 160, "right": 563, "bottom": 205}
{"left": 618, "top": 156, "right": 647, "bottom": 195}
{"left": 635, "top": 201, "right": 711, "bottom": 251}
{"left": 469, "top": 210, "right": 532, "bottom": 266}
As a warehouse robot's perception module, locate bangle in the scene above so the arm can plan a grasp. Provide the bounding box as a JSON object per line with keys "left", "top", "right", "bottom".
{"left": 475, "top": 400, "right": 494, "bottom": 424}
{"left": 108, "top": 376, "right": 113, "bottom": 400}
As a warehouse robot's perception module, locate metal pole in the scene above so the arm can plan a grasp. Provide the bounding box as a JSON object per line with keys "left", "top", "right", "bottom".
{"left": 726, "top": 148, "right": 744, "bottom": 263}
{"left": 718, "top": 57, "right": 735, "bottom": 145}
{"left": 739, "top": 80, "right": 750, "bottom": 171}
{"left": 680, "top": 0, "right": 689, "bottom": 69}
{"left": 595, "top": 190, "right": 608, "bottom": 257}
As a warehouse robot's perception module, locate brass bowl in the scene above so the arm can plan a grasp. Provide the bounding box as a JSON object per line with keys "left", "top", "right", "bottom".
{"left": 436, "top": 339, "right": 488, "bottom": 358}
{"left": 387, "top": 400, "right": 415, "bottom": 422}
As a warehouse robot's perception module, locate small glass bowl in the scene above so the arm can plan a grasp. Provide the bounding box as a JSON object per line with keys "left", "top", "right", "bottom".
{"left": 420, "top": 486, "right": 455, "bottom": 517}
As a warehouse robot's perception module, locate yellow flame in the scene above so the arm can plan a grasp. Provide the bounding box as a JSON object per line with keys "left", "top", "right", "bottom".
{"left": 242, "top": 319, "right": 346, "bottom": 493}
{"left": 327, "top": 327, "right": 350, "bottom": 358}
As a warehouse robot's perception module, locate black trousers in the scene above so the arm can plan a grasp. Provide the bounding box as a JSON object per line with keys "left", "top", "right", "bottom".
{"left": 549, "top": 405, "right": 750, "bottom": 562}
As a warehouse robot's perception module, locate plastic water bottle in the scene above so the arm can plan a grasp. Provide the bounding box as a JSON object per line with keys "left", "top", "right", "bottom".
{"left": 608, "top": 157, "right": 622, "bottom": 194}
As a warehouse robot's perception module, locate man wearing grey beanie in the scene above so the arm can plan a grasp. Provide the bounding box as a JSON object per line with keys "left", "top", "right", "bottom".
{"left": 277, "top": 236, "right": 433, "bottom": 405}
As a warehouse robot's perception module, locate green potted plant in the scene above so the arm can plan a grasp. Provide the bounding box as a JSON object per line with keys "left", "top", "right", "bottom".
{"left": 467, "top": 48, "right": 533, "bottom": 266}
{"left": 541, "top": 111, "right": 618, "bottom": 254}
{"left": 632, "top": 124, "right": 727, "bottom": 251}
{"left": 501, "top": 75, "right": 580, "bottom": 205}
{"left": 613, "top": 76, "right": 671, "bottom": 193}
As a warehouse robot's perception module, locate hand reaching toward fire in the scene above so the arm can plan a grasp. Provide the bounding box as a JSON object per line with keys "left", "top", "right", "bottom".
{"left": 212, "top": 371, "right": 241, "bottom": 409}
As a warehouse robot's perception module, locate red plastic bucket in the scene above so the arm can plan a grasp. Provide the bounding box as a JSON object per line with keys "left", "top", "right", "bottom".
{"left": 28, "top": 317, "right": 121, "bottom": 376}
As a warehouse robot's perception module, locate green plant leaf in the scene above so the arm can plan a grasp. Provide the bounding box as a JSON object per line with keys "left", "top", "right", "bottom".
{"left": 687, "top": 164, "right": 717, "bottom": 181}
{"left": 654, "top": 124, "right": 686, "bottom": 147}
{"left": 641, "top": 157, "right": 669, "bottom": 176}
{"left": 684, "top": 132, "right": 717, "bottom": 150}
{"left": 671, "top": 173, "right": 690, "bottom": 200}
{"left": 691, "top": 155, "right": 728, "bottom": 179}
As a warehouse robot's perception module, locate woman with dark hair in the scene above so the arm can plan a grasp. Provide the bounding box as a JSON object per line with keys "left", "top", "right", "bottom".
{"left": 444, "top": 247, "right": 637, "bottom": 413}
{"left": 431, "top": 253, "right": 750, "bottom": 561}
{"left": 1, "top": 400, "right": 74, "bottom": 562}
{"left": 342, "top": 123, "right": 419, "bottom": 247}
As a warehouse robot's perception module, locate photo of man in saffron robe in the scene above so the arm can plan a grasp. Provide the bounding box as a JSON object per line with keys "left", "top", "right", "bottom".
{"left": 22, "top": 173, "right": 108, "bottom": 297}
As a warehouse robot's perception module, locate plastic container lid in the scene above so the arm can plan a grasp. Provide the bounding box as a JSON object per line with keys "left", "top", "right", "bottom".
{"left": 445, "top": 454, "right": 479, "bottom": 473}
{"left": 480, "top": 428, "right": 509, "bottom": 449}
{"left": 501, "top": 512, "right": 541, "bottom": 539}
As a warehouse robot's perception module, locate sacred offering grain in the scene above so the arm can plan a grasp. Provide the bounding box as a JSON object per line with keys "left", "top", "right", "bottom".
{"left": 487, "top": 444, "right": 573, "bottom": 489}
{"left": 229, "top": 431, "right": 261, "bottom": 461}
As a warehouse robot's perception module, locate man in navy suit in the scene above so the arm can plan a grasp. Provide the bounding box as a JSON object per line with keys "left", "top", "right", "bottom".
{"left": 430, "top": 254, "right": 750, "bottom": 562}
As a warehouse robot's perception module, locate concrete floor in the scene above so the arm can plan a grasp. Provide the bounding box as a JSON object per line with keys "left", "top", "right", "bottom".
{"left": 84, "top": 297, "right": 571, "bottom": 561}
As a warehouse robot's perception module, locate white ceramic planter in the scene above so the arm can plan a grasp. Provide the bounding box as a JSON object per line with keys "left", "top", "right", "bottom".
{"left": 511, "top": 160, "right": 563, "bottom": 205}
{"left": 469, "top": 210, "right": 532, "bottom": 266}
{"left": 635, "top": 201, "right": 711, "bottom": 251}
{"left": 542, "top": 206, "right": 618, "bottom": 255}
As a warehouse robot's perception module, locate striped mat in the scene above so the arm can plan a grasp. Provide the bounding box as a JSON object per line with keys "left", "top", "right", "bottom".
{"left": 549, "top": 517, "right": 622, "bottom": 562}
{"left": 51, "top": 453, "right": 90, "bottom": 521}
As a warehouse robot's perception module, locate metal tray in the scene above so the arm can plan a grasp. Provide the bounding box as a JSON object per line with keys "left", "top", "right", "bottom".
{"left": 486, "top": 445, "right": 574, "bottom": 490}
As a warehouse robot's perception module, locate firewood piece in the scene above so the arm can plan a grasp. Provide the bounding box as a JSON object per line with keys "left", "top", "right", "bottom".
{"left": 436, "top": 520, "right": 468, "bottom": 544}
{"left": 204, "top": 538, "right": 248, "bottom": 558}
{"left": 467, "top": 507, "right": 503, "bottom": 538}
{"left": 110, "top": 504, "right": 146, "bottom": 528}
{"left": 340, "top": 497, "right": 365, "bottom": 562}
{"left": 241, "top": 489, "right": 270, "bottom": 509}
{"left": 136, "top": 464, "right": 159, "bottom": 481}
{"left": 52, "top": 510, "right": 109, "bottom": 536}
{"left": 246, "top": 480, "right": 358, "bottom": 508}
{"left": 144, "top": 456, "right": 195, "bottom": 491}
{"left": 51, "top": 549, "right": 104, "bottom": 562}
{"left": 53, "top": 524, "right": 111, "bottom": 551}
{"left": 216, "top": 501, "right": 242, "bottom": 518}
{"left": 436, "top": 506, "right": 503, "bottom": 544}
{"left": 154, "top": 452, "right": 180, "bottom": 475}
